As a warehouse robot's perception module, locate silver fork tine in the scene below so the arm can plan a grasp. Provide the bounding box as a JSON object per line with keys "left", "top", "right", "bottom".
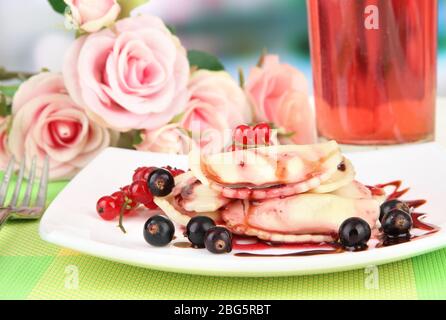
{"left": 21, "top": 156, "right": 36, "bottom": 207}
{"left": 10, "top": 158, "right": 26, "bottom": 207}
{"left": 35, "top": 156, "right": 49, "bottom": 208}
{"left": 0, "top": 157, "right": 15, "bottom": 206}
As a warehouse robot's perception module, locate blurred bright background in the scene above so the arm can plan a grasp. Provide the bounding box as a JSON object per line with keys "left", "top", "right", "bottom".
{"left": 0, "top": 0, "right": 445, "bottom": 94}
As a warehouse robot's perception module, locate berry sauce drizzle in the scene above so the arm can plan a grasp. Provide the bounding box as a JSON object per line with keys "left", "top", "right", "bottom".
{"left": 232, "top": 239, "right": 343, "bottom": 257}
{"left": 232, "top": 181, "right": 440, "bottom": 258}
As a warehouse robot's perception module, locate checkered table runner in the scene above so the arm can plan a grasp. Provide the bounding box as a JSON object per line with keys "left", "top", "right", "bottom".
{"left": 1, "top": 178, "right": 445, "bottom": 300}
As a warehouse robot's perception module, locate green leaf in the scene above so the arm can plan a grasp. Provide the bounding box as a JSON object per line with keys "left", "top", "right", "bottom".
{"left": 0, "top": 93, "right": 11, "bottom": 117}
{"left": 278, "top": 130, "right": 296, "bottom": 138}
{"left": 187, "top": 50, "right": 225, "bottom": 71}
{"left": 48, "top": 0, "right": 67, "bottom": 14}
{"left": 169, "top": 112, "right": 184, "bottom": 124}
{"left": 166, "top": 24, "right": 177, "bottom": 35}
{"left": 0, "top": 84, "right": 18, "bottom": 116}
{"left": 115, "top": 130, "right": 141, "bottom": 149}
{"left": 0, "top": 85, "right": 19, "bottom": 97}
{"left": 238, "top": 67, "right": 245, "bottom": 88}
{"left": 118, "top": 0, "right": 150, "bottom": 19}
{"left": 132, "top": 130, "right": 143, "bottom": 146}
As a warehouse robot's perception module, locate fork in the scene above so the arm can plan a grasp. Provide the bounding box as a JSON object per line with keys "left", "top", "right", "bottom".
{"left": 0, "top": 155, "right": 49, "bottom": 230}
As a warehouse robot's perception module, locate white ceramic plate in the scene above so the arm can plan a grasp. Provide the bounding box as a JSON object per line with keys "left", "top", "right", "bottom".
{"left": 39, "top": 143, "right": 446, "bottom": 277}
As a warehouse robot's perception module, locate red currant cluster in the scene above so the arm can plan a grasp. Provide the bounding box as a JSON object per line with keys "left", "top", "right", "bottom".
{"left": 96, "top": 166, "right": 184, "bottom": 223}
{"left": 230, "top": 122, "right": 272, "bottom": 151}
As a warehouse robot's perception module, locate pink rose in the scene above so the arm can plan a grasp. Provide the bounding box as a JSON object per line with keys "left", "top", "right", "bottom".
{"left": 246, "top": 54, "right": 317, "bottom": 144}
{"left": 63, "top": 14, "right": 189, "bottom": 132}
{"left": 9, "top": 72, "right": 118, "bottom": 180}
{"left": 0, "top": 116, "right": 11, "bottom": 168}
{"left": 135, "top": 123, "right": 192, "bottom": 154}
{"left": 181, "top": 70, "right": 252, "bottom": 151}
{"left": 65, "top": 0, "right": 121, "bottom": 33}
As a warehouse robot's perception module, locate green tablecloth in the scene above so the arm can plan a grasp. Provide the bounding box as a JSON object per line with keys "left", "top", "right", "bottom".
{"left": 1, "top": 180, "right": 446, "bottom": 300}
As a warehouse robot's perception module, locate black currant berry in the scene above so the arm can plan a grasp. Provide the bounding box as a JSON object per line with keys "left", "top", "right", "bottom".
{"left": 379, "top": 200, "right": 410, "bottom": 222}
{"left": 339, "top": 217, "right": 371, "bottom": 250}
{"left": 185, "top": 216, "right": 216, "bottom": 248}
{"left": 143, "top": 215, "right": 175, "bottom": 247}
{"left": 148, "top": 168, "right": 175, "bottom": 197}
{"left": 381, "top": 209, "right": 413, "bottom": 238}
{"left": 204, "top": 227, "right": 232, "bottom": 254}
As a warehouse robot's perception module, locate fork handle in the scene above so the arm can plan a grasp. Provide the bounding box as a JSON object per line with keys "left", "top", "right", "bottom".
{"left": 0, "top": 208, "right": 11, "bottom": 230}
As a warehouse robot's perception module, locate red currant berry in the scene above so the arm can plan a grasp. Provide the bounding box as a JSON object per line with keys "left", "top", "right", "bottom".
{"left": 253, "top": 122, "right": 271, "bottom": 145}
{"left": 228, "top": 143, "right": 244, "bottom": 152}
{"left": 164, "top": 166, "right": 184, "bottom": 177}
{"left": 119, "top": 185, "right": 138, "bottom": 209}
{"left": 129, "top": 180, "right": 154, "bottom": 206}
{"left": 233, "top": 125, "right": 253, "bottom": 146}
{"left": 132, "top": 166, "right": 157, "bottom": 182}
{"left": 111, "top": 191, "right": 125, "bottom": 206}
{"left": 111, "top": 191, "right": 135, "bottom": 215}
{"left": 96, "top": 196, "right": 120, "bottom": 221}
{"left": 144, "top": 201, "right": 159, "bottom": 210}
{"left": 173, "top": 169, "right": 185, "bottom": 176}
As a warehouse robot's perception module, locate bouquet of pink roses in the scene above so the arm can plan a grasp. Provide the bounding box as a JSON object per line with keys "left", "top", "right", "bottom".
{"left": 0, "top": 0, "right": 316, "bottom": 180}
